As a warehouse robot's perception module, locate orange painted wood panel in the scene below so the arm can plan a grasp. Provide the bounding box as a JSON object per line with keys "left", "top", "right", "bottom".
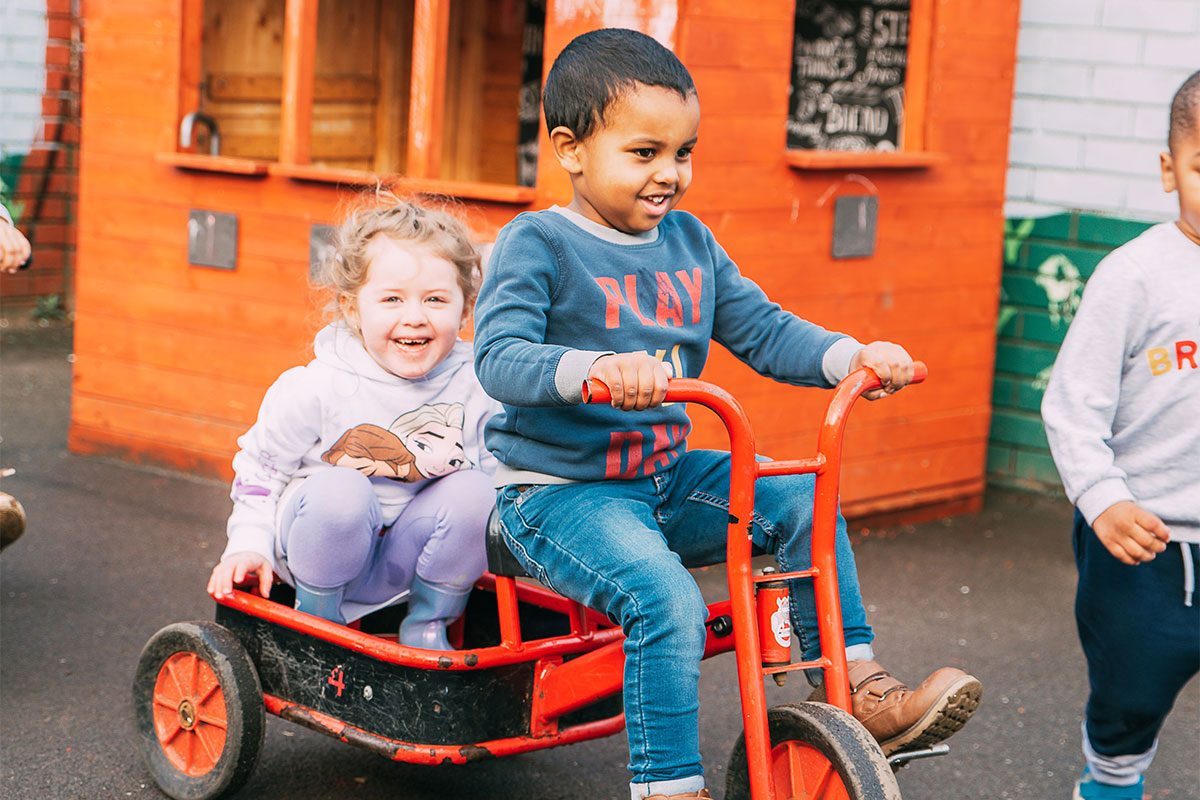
{"left": 69, "top": 396, "right": 244, "bottom": 474}
{"left": 75, "top": 352, "right": 275, "bottom": 428}
{"left": 73, "top": 314, "right": 314, "bottom": 396}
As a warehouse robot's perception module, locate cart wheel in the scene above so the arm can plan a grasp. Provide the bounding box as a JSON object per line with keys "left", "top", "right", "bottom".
{"left": 132, "top": 621, "right": 265, "bottom": 800}
{"left": 725, "top": 702, "right": 901, "bottom": 800}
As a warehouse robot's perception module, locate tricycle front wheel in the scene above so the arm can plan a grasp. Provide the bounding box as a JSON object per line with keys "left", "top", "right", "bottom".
{"left": 725, "top": 702, "right": 901, "bottom": 800}
{"left": 132, "top": 621, "right": 265, "bottom": 800}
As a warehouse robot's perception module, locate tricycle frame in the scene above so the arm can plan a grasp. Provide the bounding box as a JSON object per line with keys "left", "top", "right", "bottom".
{"left": 139, "top": 365, "right": 922, "bottom": 799}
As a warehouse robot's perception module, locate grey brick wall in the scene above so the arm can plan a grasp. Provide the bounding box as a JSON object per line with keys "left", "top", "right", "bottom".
{"left": 1007, "top": 0, "right": 1200, "bottom": 219}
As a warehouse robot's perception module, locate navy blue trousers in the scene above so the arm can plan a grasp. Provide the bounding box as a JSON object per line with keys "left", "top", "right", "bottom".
{"left": 1073, "top": 511, "right": 1199, "bottom": 757}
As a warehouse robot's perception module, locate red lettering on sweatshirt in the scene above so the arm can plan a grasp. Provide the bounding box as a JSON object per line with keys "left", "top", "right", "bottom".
{"left": 1177, "top": 340, "right": 1197, "bottom": 370}
{"left": 655, "top": 272, "right": 684, "bottom": 327}
{"left": 596, "top": 277, "right": 625, "bottom": 329}
{"left": 675, "top": 268, "right": 703, "bottom": 324}
{"left": 605, "top": 431, "right": 644, "bottom": 479}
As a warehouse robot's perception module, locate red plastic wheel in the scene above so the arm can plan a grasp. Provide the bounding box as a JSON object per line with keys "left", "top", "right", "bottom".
{"left": 770, "top": 738, "right": 851, "bottom": 799}
{"left": 134, "top": 621, "right": 264, "bottom": 800}
{"left": 725, "top": 702, "right": 900, "bottom": 800}
{"left": 152, "top": 651, "right": 229, "bottom": 776}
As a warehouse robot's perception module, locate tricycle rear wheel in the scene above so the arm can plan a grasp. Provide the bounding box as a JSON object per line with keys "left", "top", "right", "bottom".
{"left": 132, "top": 621, "right": 265, "bottom": 800}
{"left": 725, "top": 702, "right": 901, "bottom": 800}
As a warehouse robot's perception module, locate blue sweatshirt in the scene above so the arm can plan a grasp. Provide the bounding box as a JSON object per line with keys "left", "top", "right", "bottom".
{"left": 473, "top": 207, "right": 856, "bottom": 483}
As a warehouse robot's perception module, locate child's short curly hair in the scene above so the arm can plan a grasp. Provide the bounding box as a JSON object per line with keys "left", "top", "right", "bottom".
{"left": 542, "top": 28, "right": 695, "bottom": 141}
{"left": 1168, "top": 70, "right": 1200, "bottom": 154}
{"left": 318, "top": 196, "right": 483, "bottom": 318}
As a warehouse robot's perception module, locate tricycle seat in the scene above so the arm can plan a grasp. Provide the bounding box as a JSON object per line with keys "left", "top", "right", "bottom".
{"left": 485, "top": 508, "right": 530, "bottom": 578}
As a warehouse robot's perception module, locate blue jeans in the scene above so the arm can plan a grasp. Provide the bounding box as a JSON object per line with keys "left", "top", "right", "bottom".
{"left": 495, "top": 449, "right": 872, "bottom": 787}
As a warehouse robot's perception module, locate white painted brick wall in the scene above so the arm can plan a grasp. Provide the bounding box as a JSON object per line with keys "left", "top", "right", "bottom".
{"left": 1007, "top": 0, "right": 1200, "bottom": 220}
{"left": 0, "top": 2, "right": 46, "bottom": 165}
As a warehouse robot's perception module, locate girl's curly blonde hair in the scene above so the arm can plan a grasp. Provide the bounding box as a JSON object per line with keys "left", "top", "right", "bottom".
{"left": 317, "top": 196, "right": 483, "bottom": 319}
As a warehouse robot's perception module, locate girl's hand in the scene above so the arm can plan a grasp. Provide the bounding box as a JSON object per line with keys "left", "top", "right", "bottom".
{"left": 588, "top": 353, "right": 672, "bottom": 411}
{"left": 1093, "top": 500, "right": 1170, "bottom": 565}
{"left": 207, "top": 551, "right": 274, "bottom": 599}
{"left": 850, "top": 341, "right": 914, "bottom": 400}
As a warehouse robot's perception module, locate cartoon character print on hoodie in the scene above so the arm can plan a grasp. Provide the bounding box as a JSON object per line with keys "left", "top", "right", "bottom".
{"left": 322, "top": 402, "right": 471, "bottom": 482}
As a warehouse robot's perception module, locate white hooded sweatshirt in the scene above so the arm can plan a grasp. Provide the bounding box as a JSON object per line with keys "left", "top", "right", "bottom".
{"left": 222, "top": 323, "right": 500, "bottom": 584}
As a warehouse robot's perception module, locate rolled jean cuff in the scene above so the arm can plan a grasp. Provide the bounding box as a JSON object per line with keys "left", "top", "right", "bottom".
{"left": 631, "top": 774, "right": 705, "bottom": 799}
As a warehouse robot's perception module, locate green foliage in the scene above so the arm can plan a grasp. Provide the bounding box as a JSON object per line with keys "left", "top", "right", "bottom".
{"left": 0, "top": 175, "right": 24, "bottom": 225}
{"left": 33, "top": 294, "right": 66, "bottom": 322}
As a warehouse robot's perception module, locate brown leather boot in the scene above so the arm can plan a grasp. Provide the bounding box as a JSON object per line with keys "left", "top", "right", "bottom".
{"left": 809, "top": 659, "right": 981, "bottom": 755}
{"left": 644, "top": 791, "right": 711, "bottom": 800}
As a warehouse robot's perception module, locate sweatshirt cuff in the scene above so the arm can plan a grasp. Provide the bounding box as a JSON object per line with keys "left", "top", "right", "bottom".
{"left": 554, "top": 348, "right": 615, "bottom": 404}
{"left": 223, "top": 526, "right": 275, "bottom": 565}
{"left": 822, "top": 337, "right": 864, "bottom": 385}
{"left": 1076, "top": 478, "right": 1136, "bottom": 526}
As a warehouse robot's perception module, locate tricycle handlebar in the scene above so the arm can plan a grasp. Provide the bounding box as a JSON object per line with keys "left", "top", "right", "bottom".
{"left": 583, "top": 362, "right": 927, "bottom": 433}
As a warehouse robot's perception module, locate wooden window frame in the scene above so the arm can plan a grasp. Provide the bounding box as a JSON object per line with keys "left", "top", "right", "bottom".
{"left": 160, "top": 0, "right": 537, "bottom": 204}
{"left": 784, "top": 0, "right": 945, "bottom": 170}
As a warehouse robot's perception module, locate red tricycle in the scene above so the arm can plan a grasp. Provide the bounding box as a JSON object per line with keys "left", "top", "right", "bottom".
{"left": 133, "top": 363, "right": 954, "bottom": 799}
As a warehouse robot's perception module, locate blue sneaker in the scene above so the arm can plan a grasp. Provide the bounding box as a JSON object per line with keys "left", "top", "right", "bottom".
{"left": 1072, "top": 767, "right": 1144, "bottom": 800}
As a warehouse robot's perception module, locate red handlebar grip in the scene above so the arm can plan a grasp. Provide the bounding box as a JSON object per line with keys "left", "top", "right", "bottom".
{"left": 582, "top": 381, "right": 611, "bottom": 404}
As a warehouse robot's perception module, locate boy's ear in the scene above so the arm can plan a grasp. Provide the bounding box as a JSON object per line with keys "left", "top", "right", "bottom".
{"left": 549, "top": 125, "right": 584, "bottom": 175}
{"left": 1161, "top": 151, "right": 1177, "bottom": 193}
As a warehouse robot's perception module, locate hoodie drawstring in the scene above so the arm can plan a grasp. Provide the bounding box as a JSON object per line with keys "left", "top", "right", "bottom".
{"left": 1182, "top": 542, "right": 1195, "bottom": 608}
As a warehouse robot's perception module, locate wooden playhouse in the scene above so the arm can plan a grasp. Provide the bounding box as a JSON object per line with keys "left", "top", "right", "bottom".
{"left": 71, "top": 0, "right": 1019, "bottom": 520}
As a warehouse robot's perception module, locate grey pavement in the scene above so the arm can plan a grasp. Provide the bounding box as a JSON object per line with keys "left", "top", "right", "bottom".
{"left": 1, "top": 321, "right": 1196, "bottom": 800}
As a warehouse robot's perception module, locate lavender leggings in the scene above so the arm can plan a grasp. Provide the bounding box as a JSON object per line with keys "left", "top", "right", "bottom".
{"left": 278, "top": 467, "right": 494, "bottom": 616}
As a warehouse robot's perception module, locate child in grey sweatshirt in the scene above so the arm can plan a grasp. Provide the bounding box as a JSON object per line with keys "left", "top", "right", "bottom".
{"left": 1041, "top": 70, "right": 1199, "bottom": 800}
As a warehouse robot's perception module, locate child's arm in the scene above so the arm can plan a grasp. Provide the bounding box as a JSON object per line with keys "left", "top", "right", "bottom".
{"left": 1042, "top": 257, "right": 1170, "bottom": 563}
{"left": 703, "top": 228, "right": 914, "bottom": 393}
{"left": 474, "top": 220, "right": 612, "bottom": 407}
{"left": 214, "top": 368, "right": 322, "bottom": 596}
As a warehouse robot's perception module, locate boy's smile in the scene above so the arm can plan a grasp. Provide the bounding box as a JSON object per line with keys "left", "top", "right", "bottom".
{"left": 554, "top": 83, "right": 701, "bottom": 235}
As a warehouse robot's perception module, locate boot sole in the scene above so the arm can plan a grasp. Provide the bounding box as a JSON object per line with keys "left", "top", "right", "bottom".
{"left": 877, "top": 675, "right": 982, "bottom": 756}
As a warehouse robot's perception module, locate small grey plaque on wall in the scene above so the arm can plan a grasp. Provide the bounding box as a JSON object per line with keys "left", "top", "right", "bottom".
{"left": 187, "top": 210, "right": 238, "bottom": 270}
{"left": 832, "top": 195, "right": 877, "bottom": 259}
{"left": 309, "top": 224, "right": 337, "bottom": 279}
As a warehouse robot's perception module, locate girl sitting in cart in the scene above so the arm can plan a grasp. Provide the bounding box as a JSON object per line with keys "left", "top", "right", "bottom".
{"left": 207, "top": 198, "right": 500, "bottom": 650}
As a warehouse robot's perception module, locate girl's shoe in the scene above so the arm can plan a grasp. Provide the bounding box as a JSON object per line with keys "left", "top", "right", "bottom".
{"left": 1072, "top": 767, "right": 1144, "bottom": 799}
{"left": 645, "top": 791, "right": 711, "bottom": 800}
{"left": 293, "top": 581, "right": 347, "bottom": 624}
{"left": 399, "top": 576, "right": 472, "bottom": 650}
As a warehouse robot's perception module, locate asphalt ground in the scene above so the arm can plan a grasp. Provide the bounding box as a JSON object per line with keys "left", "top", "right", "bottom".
{"left": 1, "top": 320, "right": 1196, "bottom": 800}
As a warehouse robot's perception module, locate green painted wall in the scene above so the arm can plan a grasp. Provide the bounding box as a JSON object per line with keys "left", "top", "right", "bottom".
{"left": 989, "top": 211, "right": 1155, "bottom": 491}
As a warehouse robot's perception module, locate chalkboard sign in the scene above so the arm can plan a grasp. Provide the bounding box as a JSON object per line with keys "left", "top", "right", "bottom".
{"left": 787, "top": 0, "right": 909, "bottom": 152}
